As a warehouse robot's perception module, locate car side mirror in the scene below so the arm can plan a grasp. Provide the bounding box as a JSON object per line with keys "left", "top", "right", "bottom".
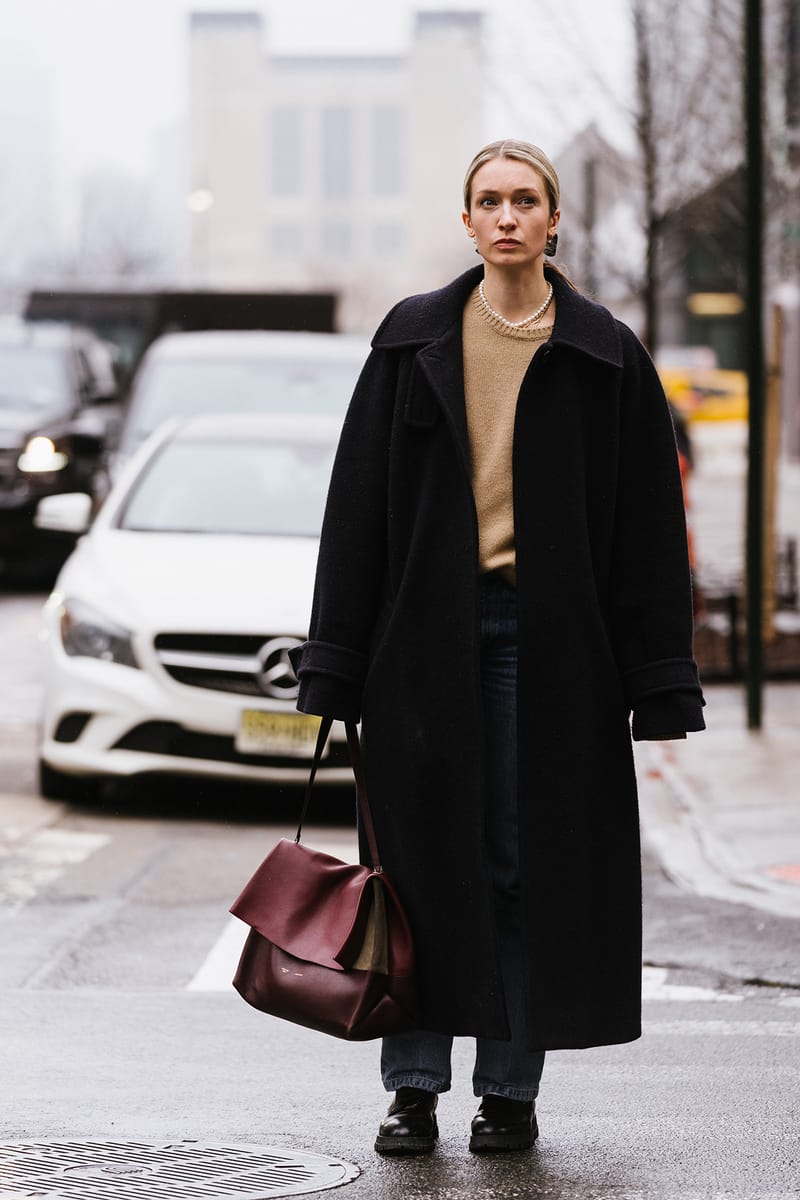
{"left": 35, "top": 493, "right": 93, "bottom": 535}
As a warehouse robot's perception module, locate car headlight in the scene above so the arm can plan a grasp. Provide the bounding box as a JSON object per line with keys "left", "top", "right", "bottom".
{"left": 60, "top": 599, "right": 139, "bottom": 668}
{"left": 18, "top": 436, "right": 69, "bottom": 473}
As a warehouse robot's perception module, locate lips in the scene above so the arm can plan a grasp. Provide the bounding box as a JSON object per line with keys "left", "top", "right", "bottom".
{"left": 494, "top": 239, "right": 521, "bottom": 247}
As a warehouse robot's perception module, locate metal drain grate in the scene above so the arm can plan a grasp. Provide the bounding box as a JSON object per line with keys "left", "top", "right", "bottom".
{"left": 0, "top": 1140, "right": 359, "bottom": 1199}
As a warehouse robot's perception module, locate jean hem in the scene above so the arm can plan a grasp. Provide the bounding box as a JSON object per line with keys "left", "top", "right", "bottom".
{"left": 473, "top": 1081, "right": 539, "bottom": 1102}
{"left": 382, "top": 1075, "right": 451, "bottom": 1094}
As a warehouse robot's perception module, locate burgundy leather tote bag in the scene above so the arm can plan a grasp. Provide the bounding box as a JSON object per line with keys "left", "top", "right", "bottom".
{"left": 230, "top": 719, "right": 418, "bottom": 1040}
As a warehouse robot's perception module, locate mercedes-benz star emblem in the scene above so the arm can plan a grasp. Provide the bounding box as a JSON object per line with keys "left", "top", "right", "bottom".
{"left": 255, "top": 636, "right": 302, "bottom": 699}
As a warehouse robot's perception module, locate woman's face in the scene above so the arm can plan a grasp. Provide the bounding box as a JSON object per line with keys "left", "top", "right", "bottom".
{"left": 462, "top": 157, "right": 559, "bottom": 272}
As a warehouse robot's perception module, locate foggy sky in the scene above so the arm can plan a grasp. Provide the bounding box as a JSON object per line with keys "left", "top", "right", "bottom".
{"left": 4, "top": 0, "right": 633, "bottom": 179}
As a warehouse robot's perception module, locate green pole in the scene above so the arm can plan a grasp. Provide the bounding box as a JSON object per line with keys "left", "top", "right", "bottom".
{"left": 745, "top": 0, "right": 765, "bottom": 729}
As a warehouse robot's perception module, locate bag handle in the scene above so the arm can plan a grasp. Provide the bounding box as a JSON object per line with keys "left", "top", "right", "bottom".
{"left": 295, "top": 718, "right": 383, "bottom": 872}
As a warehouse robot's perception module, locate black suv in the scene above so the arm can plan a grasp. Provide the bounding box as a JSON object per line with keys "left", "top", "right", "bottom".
{"left": 0, "top": 320, "right": 119, "bottom": 577}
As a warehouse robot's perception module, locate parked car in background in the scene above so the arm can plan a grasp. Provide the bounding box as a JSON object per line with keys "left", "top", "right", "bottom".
{"left": 100, "top": 329, "right": 369, "bottom": 491}
{"left": 37, "top": 413, "right": 350, "bottom": 799}
{"left": 0, "top": 319, "right": 119, "bottom": 577}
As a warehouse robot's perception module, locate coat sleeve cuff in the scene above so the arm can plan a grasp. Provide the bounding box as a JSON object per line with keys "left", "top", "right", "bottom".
{"left": 288, "top": 640, "right": 367, "bottom": 722}
{"left": 622, "top": 657, "right": 703, "bottom": 706}
{"left": 631, "top": 691, "right": 707, "bottom": 741}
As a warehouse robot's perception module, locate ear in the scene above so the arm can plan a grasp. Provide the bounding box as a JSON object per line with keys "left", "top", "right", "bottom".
{"left": 462, "top": 210, "right": 475, "bottom": 237}
{"left": 549, "top": 208, "right": 561, "bottom": 237}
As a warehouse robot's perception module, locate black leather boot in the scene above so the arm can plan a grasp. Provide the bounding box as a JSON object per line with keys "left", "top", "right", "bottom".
{"left": 469, "top": 1094, "right": 538, "bottom": 1152}
{"left": 374, "top": 1086, "right": 439, "bottom": 1155}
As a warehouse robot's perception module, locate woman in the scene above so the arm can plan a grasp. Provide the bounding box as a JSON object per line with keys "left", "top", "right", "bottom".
{"left": 290, "top": 140, "right": 705, "bottom": 1155}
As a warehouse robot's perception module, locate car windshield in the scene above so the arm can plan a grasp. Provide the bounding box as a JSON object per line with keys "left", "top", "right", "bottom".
{"left": 125, "top": 356, "right": 361, "bottom": 449}
{"left": 0, "top": 346, "right": 69, "bottom": 411}
{"left": 117, "top": 436, "right": 336, "bottom": 536}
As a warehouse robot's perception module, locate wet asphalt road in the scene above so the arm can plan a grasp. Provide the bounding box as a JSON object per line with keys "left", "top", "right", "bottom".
{"left": 1, "top": 590, "right": 799, "bottom": 1199}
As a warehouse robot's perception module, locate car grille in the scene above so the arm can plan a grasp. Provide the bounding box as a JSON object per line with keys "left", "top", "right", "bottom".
{"left": 153, "top": 632, "right": 303, "bottom": 699}
{"left": 112, "top": 720, "right": 351, "bottom": 770}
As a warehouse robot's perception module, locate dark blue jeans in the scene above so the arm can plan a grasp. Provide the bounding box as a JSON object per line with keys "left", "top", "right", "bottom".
{"left": 380, "top": 573, "right": 546, "bottom": 1101}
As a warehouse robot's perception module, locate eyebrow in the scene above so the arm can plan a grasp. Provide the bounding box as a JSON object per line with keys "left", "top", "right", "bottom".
{"left": 474, "top": 186, "right": 542, "bottom": 197}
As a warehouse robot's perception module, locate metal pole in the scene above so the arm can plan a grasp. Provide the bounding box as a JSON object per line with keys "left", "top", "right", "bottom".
{"left": 582, "top": 157, "right": 598, "bottom": 296}
{"left": 745, "top": 0, "right": 765, "bottom": 728}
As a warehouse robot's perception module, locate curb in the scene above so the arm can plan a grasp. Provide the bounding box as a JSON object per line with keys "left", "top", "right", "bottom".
{"left": 637, "top": 742, "right": 800, "bottom": 920}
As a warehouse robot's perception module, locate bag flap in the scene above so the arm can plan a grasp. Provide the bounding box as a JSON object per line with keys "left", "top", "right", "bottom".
{"left": 230, "top": 838, "right": 376, "bottom": 971}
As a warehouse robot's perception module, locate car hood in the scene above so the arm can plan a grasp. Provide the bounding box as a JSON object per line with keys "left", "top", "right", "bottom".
{"left": 55, "top": 530, "right": 319, "bottom": 635}
{"left": 0, "top": 405, "right": 62, "bottom": 442}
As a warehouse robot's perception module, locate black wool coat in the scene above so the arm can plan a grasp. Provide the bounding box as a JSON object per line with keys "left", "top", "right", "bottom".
{"left": 291, "top": 265, "right": 705, "bottom": 1051}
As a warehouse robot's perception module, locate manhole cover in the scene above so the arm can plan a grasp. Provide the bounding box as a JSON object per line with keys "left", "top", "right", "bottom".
{"left": 0, "top": 1140, "right": 359, "bottom": 1199}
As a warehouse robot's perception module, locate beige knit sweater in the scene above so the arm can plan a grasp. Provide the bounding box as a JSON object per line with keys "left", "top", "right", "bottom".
{"left": 462, "top": 285, "right": 554, "bottom": 584}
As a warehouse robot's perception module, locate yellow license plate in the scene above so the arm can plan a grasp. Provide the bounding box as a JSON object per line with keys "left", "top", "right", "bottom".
{"left": 235, "top": 710, "right": 323, "bottom": 757}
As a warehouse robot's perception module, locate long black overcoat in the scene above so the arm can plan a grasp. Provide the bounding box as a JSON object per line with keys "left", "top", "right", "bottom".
{"left": 291, "top": 265, "right": 705, "bottom": 1051}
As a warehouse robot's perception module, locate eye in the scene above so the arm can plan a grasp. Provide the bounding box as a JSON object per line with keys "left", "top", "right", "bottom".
{"left": 519, "top": 196, "right": 538, "bottom": 206}
{"left": 479, "top": 197, "right": 497, "bottom": 207}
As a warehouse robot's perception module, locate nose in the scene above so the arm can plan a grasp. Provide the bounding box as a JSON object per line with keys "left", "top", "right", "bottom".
{"left": 497, "top": 201, "right": 517, "bottom": 229}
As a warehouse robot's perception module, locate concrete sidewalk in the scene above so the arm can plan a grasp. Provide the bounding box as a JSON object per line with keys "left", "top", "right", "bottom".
{"left": 637, "top": 681, "right": 800, "bottom": 919}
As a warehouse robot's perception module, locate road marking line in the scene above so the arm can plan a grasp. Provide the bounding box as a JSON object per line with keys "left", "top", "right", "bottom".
{"left": 187, "top": 943, "right": 755, "bottom": 1003}
{"left": 642, "top": 966, "right": 742, "bottom": 1003}
{"left": 186, "top": 917, "right": 246, "bottom": 991}
{"left": 0, "top": 828, "right": 109, "bottom": 906}
{"left": 646, "top": 1020, "right": 800, "bottom": 1036}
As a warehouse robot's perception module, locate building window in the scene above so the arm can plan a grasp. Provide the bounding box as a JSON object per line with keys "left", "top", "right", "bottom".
{"left": 270, "top": 109, "right": 303, "bottom": 195}
{"left": 372, "top": 108, "right": 404, "bottom": 195}
{"left": 321, "top": 222, "right": 351, "bottom": 257}
{"left": 322, "top": 108, "right": 352, "bottom": 199}
{"left": 373, "top": 223, "right": 405, "bottom": 257}
{"left": 270, "top": 225, "right": 302, "bottom": 258}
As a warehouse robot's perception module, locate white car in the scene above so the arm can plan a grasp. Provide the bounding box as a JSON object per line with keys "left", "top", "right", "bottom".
{"left": 37, "top": 413, "right": 351, "bottom": 799}
{"left": 112, "top": 328, "right": 369, "bottom": 467}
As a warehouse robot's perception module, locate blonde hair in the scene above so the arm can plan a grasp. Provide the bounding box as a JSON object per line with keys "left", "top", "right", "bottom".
{"left": 463, "top": 139, "right": 560, "bottom": 215}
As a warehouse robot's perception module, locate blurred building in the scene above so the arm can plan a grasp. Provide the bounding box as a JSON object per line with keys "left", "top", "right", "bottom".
{"left": 658, "top": 169, "right": 746, "bottom": 370}
{"left": 554, "top": 124, "right": 641, "bottom": 327}
{"left": 0, "top": 48, "right": 57, "bottom": 310}
{"left": 188, "top": 9, "right": 482, "bottom": 330}
{"left": 554, "top": 127, "right": 746, "bottom": 368}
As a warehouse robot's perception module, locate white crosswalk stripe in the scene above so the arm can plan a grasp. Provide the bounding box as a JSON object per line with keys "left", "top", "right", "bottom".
{"left": 0, "top": 826, "right": 109, "bottom": 906}
{"left": 187, "top": 917, "right": 247, "bottom": 991}
{"left": 641, "top": 966, "right": 743, "bottom": 1003}
{"left": 185, "top": 936, "right": 754, "bottom": 1006}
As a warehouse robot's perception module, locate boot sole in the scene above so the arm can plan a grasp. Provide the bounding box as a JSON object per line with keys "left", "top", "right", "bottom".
{"left": 374, "top": 1129, "right": 438, "bottom": 1156}
{"left": 469, "top": 1117, "right": 539, "bottom": 1153}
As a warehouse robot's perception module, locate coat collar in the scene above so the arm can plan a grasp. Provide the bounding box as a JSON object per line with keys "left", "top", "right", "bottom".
{"left": 372, "top": 264, "right": 624, "bottom": 370}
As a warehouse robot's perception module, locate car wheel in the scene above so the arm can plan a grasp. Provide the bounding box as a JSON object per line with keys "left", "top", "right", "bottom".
{"left": 38, "top": 759, "right": 99, "bottom": 803}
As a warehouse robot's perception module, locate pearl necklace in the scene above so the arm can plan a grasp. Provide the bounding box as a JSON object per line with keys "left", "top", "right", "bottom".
{"left": 478, "top": 280, "right": 554, "bottom": 329}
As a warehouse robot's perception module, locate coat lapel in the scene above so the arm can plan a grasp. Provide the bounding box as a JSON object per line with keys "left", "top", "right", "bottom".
{"left": 370, "top": 264, "right": 626, "bottom": 473}
{"left": 548, "top": 272, "right": 624, "bottom": 369}
{"left": 416, "top": 322, "right": 472, "bottom": 472}
{"left": 373, "top": 265, "right": 624, "bottom": 369}
{"left": 372, "top": 267, "right": 481, "bottom": 475}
